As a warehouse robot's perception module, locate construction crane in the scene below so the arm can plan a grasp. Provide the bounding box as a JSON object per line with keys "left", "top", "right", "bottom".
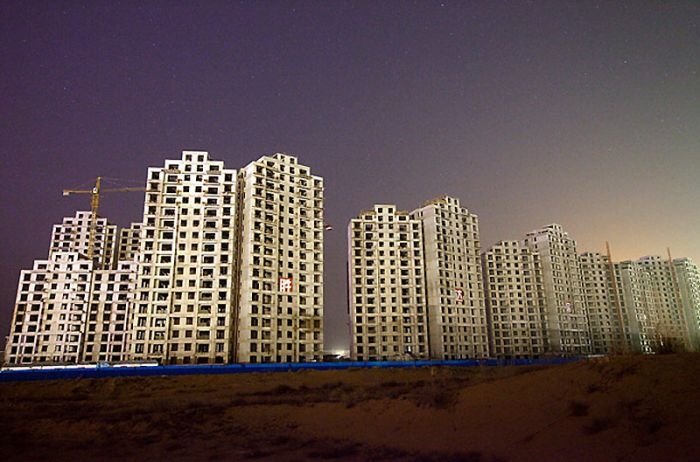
{"left": 62, "top": 176, "right": 145, "bottom": 263}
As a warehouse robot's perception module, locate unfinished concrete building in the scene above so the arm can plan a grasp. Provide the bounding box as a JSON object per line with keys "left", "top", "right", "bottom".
{"left": 482, "top": 241, "right": 546, "bottom": 358}
{"left": 129, "top": 151, "right": 239, "bottom": 364}
{"left": 235, "top": 153, "right": 324, "bottom": 363}
{"left": 522, "top": 224, "right": 590, "bottom": 355}
{"left": 410, "top": 196, "right": 488, "bottom": 359}
{"left": 348, "top": 204, "right": 428, "bottom": 360}
{"left": 579, "top": 252, "right": 626, "bottom": 354}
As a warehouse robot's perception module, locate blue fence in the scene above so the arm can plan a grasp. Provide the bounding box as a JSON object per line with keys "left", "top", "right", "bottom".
{"left": 0, "top": 357, "right": 580, "bottom": 383}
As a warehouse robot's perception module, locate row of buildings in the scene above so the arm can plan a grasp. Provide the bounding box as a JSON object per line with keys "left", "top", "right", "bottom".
{"left": 5, "top": 151, "right": 325, "bottom": 365}
{"left": 5, "top": 151, "right": 700, "bottom": 365}
{"left": 348, "top": 200, "right": 700, "bottom": 360}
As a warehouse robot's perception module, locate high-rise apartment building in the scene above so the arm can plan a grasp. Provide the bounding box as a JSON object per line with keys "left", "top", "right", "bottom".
{"left": 614, "top": 260, "right": 660, "bottom": 353}
{"left": 129, "top": 151, "right": 239, "bottom": 364}
{"left": 579, "top": 252, "right": 625, "bottom": 354}
{"left": 49, "top": 211, "right": 118, "bottom": 268}
{"left": 522, "top": 224, "right": 590, "bottom": 354}
{"left": 482, "top": 241, "right": 546, "bottom": 358}
{"left": 348, "top": 204, "right": 428, "bottom": 360}
{"left": 609, "top": 256, "right": 700, "bottom": 354}
{"left": 5, "top": 150, "right": 325, "bottom": 366}
{"left": 235, "top": 153, "right": 324, "bottom": 363}
{"left": 635, "top": 256, "right": 689, "bottom": 351}
{"left": 410, "top": 196, "right": 488, "bottom": 359}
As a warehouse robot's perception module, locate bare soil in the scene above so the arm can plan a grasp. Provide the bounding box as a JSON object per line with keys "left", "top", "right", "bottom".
{"left": 2, "top": 354, "right": 700, "bottom": 461}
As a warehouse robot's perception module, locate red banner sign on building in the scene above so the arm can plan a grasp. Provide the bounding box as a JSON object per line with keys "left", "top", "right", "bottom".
{"left": 279, "top": 276, "right": 293, "bottom": 293}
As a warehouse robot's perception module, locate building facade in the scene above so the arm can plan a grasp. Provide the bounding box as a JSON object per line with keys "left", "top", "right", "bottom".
{"left": 614, "top": 260, "right": 660, "bottom": 353}
{"left": 635, "top": 256, "right": 689, "bottom": 351}
{"left": 410, "top": 196, "right": 488, "bottom": 359}
{"left": 579, "top": 252, "right": 625, "bottom": 354}
{"left": 348, "top": 205, "right": 428, "bottom": 360}
{"left": 235, "top": 153, "right": 324, "bottom": 363}
{"left": 128, "top": 151, "right": 238, "bottom": 364}
{"left": 482, "top": 241, "right": 546, "bottom": 358}
{"left": 522, "top": 224, "right": 590, "bottom": 355}
{"left": 5, "top": 150, "right": 326, "bottom": 366}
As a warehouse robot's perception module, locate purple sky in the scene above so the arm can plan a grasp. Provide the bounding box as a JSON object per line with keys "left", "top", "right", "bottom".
{"left": 1, "top": 1, "right": 698, "bottom": 352}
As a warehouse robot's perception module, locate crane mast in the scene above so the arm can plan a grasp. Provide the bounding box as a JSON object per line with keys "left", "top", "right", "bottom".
{"left": 88, "top": 176, "right": 102, "bottom": 263}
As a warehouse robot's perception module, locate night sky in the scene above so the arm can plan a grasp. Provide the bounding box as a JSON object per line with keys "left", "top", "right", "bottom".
{"left": 1, "top": 1, "right": 698, "bottom": 352}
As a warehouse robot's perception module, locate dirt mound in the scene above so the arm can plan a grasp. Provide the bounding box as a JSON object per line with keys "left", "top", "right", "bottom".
{"left": 2, "top": 354, "right": 699, "bottom": 461}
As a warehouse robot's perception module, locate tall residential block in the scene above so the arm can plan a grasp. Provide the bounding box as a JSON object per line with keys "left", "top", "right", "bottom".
{"left": 579, "top": 252, "right": 626, "bottom": 354}
{"left": 522, "top": 224, "right": 590, "bottom": 354}
{"left": 129, "top": 151, "right": 239, "bottom": 364}
{"left": 410, "top": 196, "right": 488, "bottom": 359}
{"left": 482, "top": 241, "right": 546, "bottom": 358}
{"left": 5, "top": 150, "right": 325, "bottom": 366}
{"left": 235, "top": 153, "right": 324, "bottom": 363}
{"left": 635, "top": 256, "right": 689, "bottom": 351}
{"left": 348, "top": 205, "right": 428, "bottom": 360}
{"left": 614, "top": 260, "right": 660, "bottom": 353}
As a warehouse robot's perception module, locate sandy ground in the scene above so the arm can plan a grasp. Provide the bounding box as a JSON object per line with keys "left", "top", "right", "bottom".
{"left": 1, "top": 354, "right": 700, "bottom": 461}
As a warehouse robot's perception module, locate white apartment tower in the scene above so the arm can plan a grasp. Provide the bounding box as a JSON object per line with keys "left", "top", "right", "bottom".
{"left": 348, "top": 205, "right": 428, "bottom": 360}
{"left": 129, "top": 151, "right": 238, "bottom": 364}
{"left": 522, "top": 224, "right": 590, "bottom": 354}
{"left": 235, "top": 154, "right": 324, "bottom": 363}
{"left": 410, "top": 196, "right": 488, "bottom": 359}
{"left": 482, "top": 241, "right": 546, "bottom": 358}
{"left": 579, "top": 252, "right": 626, "bottom": 354}
{"left": 615, "top": 260, "right": 660, "bottom": 353}
{"left": 50, "top": 211, "right": 118, "bottom": 268}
